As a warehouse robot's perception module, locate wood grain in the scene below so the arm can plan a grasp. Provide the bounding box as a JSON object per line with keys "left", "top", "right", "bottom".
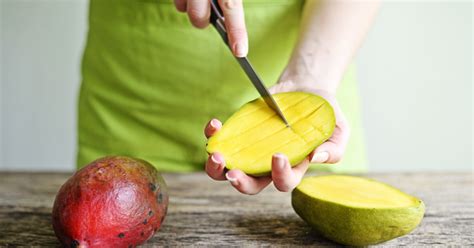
{"left": 0, "top": 172, "right": 472, "bottom": 247}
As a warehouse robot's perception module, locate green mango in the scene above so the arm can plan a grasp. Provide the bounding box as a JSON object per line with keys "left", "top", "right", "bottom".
{"left": 292, "top": 175, "right": 425, "bottom": 246}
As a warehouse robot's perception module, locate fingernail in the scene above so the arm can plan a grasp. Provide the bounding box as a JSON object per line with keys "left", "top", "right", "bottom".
{"left": 210, "top": 119, "right": 219, "bottom": 129}
{"left": 273, "top": 153, "right": 286, "bottom": 170}
{"left": 234, "top": 42, "right": 248, "bottom": 58}
{"left": 211, "top": 153, "right": 222, "bottom": 166}
{"left": 225, "top": 173, "right": 238, "bottom": 186}
{"left": 311, "top": 152, "right": 329, "bottom": 163}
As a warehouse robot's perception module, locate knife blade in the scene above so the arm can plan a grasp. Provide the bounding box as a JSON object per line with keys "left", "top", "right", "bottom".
{"left": 209, "top": 0, "right": 290, "bottom": 127}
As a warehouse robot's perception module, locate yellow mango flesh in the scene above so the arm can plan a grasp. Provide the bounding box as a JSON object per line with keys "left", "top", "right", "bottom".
{"left": 206, "top": 92, "right": 335, "bottom": 176}
{"left": 297, "top": 175, "right": 418, "bottom": 208}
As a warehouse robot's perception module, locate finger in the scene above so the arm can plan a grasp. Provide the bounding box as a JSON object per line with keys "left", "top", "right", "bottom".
{"left": 174, "top": 0, "right": 187, "bottom": 12}
{"left": 205, "top": 152, "right": 227, "bottom": 180}
{"left": 218, "top": 0, "right": 248, "bottom": 57}
{"left": 225, "top": 169, "right": 272, "bottom": 195}
{"left": 204, "top": 119, "right": 222, "bottom": 138}
{"left": 311, "top": 122, "right": 351, "bottom": 164}
{"left": 271, "top": 153, "right": 310, "bottom": 192}
{"left": 187, "top": 0, "right": 210, "bottom": 29}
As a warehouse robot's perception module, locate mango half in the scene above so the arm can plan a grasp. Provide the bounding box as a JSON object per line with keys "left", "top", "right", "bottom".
{"left": 292, "top": 175, "right": 425, "bottom": 246}
{"left": 207, "top": 92, "right": 335, "bottom": 176}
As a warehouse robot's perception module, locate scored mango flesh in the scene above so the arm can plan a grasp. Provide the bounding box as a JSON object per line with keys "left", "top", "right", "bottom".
{"left": 207, "top": 92, "right": 335, "bottom": 176}
{"left": 297, "top": 175, "right": 418, "bottom": 208}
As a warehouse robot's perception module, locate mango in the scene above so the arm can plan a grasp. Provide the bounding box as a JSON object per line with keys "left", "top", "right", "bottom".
{"left": 52, "top": 156, "right": 168, "bottom": 248}
{"left": 207, "top": 92, "right": 335, "bottom": 176}
{"left": 292, "top": 175, "right": 425, "bottom": 246}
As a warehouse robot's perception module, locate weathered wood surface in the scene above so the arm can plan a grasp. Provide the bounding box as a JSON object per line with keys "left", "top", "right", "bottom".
{"left": 0, "top": 172, "right": 472, "bottom": 247}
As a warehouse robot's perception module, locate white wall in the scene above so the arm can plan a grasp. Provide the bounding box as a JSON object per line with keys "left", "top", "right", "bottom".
{"left": 357, "top": 1, "right": 472, "bottom": 171}
{"left": 0, "top": 1, "right": 472, "bottom": 172}
{"left": 1, "top": 0, "right": 87, "bottom": 171}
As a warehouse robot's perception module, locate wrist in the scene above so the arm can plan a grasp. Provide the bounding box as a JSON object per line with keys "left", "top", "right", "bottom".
{"left": 279, "top": 41, "right": 348, "bottom": 95}
{"left": 278, "top": 64, "right": 341, "bottom": 95}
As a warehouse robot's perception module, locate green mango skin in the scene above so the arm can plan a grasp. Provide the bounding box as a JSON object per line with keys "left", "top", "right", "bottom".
{"left": 292, "top": 178, "right": 425, "bottom": 246}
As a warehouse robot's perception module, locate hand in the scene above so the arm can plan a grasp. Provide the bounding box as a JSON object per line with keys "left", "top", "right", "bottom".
{"left": 204, "top": 119, "right": 311, "bottom": 195}
{"left": 203, "top": 81, "right": 350, "bottom": 195}
{"left": 174, "top": 0, "right": 248, "bottom": 57}
{"left": 269, "top": 80, "right": 351, "bottom": 164}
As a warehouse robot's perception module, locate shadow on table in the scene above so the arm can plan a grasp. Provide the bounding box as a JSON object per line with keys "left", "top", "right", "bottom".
{"left": 0, "top": 206, "right": 61, "bottom": 247}
{"left": 232, "top": 214, "right": 339, "bottom": 246}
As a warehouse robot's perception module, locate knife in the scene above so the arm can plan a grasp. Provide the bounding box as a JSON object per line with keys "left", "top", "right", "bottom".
{"left": 209, "top": 0, "right": 290, "bottom": 127}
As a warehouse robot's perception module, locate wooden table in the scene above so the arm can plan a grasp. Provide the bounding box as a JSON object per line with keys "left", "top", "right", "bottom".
{"left": 0, "top": 172, "right": 472, "bottom": 247}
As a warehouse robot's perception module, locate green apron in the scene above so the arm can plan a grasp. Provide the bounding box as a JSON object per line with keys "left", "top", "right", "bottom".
{"left": 77, "top": 0, "right": 367, "bottom": 173}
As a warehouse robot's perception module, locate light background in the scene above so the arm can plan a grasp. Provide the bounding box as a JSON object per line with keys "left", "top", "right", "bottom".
{"left": 1, "top": 0, "right": 472, "bottom": 172}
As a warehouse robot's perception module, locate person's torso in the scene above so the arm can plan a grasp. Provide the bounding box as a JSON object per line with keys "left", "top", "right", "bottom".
{"left": 78, "top": 0, "right": 367, "bottom": 173}
{"left": 78, "top": 0, "right": 306, "bottom": 171}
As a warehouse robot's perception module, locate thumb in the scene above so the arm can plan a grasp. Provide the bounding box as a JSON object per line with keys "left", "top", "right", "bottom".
{"left": 311, "top": 123, "right": 350, "bottom": 164}
{"left": 311, "top": 142, "right": 341, "bottom": 164}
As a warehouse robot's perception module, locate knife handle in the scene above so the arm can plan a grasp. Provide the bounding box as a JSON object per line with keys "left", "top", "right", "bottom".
{"left": 209, "top": 0, "right": 229, "bottom": 45}
{"left": 210, "top": 0, "right": 223, "bottom": 24}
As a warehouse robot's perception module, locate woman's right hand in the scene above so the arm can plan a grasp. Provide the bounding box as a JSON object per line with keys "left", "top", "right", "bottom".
{"left": 174, "top": 0, "right": 248, "bottom": 57}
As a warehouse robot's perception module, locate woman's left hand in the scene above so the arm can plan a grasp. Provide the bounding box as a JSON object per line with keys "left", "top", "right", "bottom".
{"left": 204, "top": 81, "right": 350, "bottom": 195}
{"left": 269, "top": 80, "right": 351, "bottom": 165}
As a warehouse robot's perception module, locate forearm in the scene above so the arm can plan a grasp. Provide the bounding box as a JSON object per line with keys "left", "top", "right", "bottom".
{"left": 280, "top": 0, "right": 380, "bottom": 94}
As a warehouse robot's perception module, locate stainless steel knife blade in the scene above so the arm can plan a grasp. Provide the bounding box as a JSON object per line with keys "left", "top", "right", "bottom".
{"left": 209, "top": 0, "right": 290, "bottom": 127}
{"left": 235, "top": 57, "right": 290, "bottom": 126}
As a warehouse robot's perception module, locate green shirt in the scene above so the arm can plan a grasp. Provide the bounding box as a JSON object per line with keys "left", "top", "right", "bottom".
{"left": 77, "top": 0, "right": 367, "bottom": 173}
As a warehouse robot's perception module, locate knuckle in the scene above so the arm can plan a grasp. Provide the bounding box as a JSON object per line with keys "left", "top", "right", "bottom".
{"left": 221, "top": 0, "right": 243, "bottom": 10}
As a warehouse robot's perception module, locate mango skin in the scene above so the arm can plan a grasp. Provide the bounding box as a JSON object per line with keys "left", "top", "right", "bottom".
{"left": 207, "top": 92, "right": 335, "bottom": 176}
{"left": 291, "top": 176, "right": 425, "bottom": 246}
{"left": 52, "top": 156, "right": 168, "bottom": 248}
